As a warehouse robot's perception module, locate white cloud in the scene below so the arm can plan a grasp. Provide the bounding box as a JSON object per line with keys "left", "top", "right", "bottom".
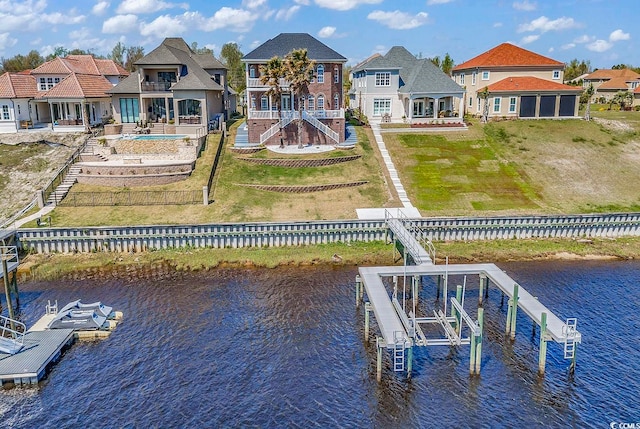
{"left": 573, "top": 34, "right": 593, "bottom": 44}
{"left": 561, "top": 43, "right": 575, "bottom": 50}
{"left": 493, "top": 22, "right": 503, "bottom": 28}
{"left": 116, "top": 0, "right": 189, "bottom": 14}
{"left": 373, "top": 45, "right": 386, "bottom": 54}
{"left": 42, "top": 12, "right": 86, "bottom": 25}
{"left": 427, "top": 0, "right": 453, "bottom": 5}
{"left": 92, "top": 1, "right": 110, "bottom": 15}
{"left": 275, "top": 5, "right": 300, "bottom": 20}
{"left": 520, "top": 34, "right": 539, "bottom": 44}
{"left": 513, "top": 1, "right": 536, "bottom": 11}
{"left": 318, "top": 26, "right": 336, "bottom": 38}
{"left": 548, "top": 47, "right": 554, "bottom": 53}
{"left": 587, "top": 39, "right": 612, "bottom": 52}
{"left": 0, "top": 1, "right": 86, "bottom": 32}
{"left": 200, "top": 8, "right": 259, "bottom": 32}
{"left": 609, "top": 29, "right": 630, "bottom": 42}
{"left": 242, "top": 0, "right": 267, "bottom": 8}
{"left": 368, "top": 10, "right": 428, "bottom": 30}
{"left": 314, "top": 0, "right": 382, "bottom": 11}
{"left": 517, "top": 16, "right": 579, "bottom": 33}
{"left": 102, "top": 14, "right": 139, "bottom": 34}
{"left": 295, "top": 0, "right": 311, "bottom": 4}
{"left": 250, "top": 40, "right": 262, "bottom": 49}
{"left": 140, "top": 14, "right": 187, "bottom": 37}
{"left": 0, "top": 33, "right": 18, "bottom": 52}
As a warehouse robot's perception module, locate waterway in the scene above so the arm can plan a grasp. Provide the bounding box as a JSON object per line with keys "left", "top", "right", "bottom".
{"left": 1, "top": 260, "right": 639, "bottom": 428}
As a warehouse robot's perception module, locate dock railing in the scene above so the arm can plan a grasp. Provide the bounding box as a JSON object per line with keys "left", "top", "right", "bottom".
{"left": 0, "top": 315, "right": 26, "bottom": 354}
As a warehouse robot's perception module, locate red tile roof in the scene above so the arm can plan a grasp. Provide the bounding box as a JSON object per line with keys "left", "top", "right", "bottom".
{"left": 598, "top": 77, "right": 633, "bottom": 90}
{"left": 39, "top": 74, "right": 114, "bottom": 99}
{"left": 32, "top": 55, "right": 128, "bottom": 77}
{"left": 453, "top": 43, "right": 563, "bottom": 71}
{"left": 635, "top": 86, "right": 640, "bottom": 94}
{"left": 0, "top": 72, "right": 37, "bottom": 98}
{"left": 585, "top": 68, "right": 640, "bottom": 81}
{"left": 480, "top": 76, "right": 581, "bottom": 93}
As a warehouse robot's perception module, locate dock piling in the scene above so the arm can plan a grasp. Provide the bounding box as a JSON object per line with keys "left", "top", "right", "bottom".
{"left": 479, "top": 274, "right": 487, "bottom": 305}
{"left": 475, "top": 307, "right": 484, "bottom": 374}
{"left": 355, "top": 275, "right": 361, "bottom": 307}
{"left": 538, "top": 312, "right": 548, "bottom": 374}
{"left": 376, "top": 337, "right": 383, "bottom": 382}
{"left": 364, "top": 302, "right": 371, "bottom": 342}
{"left": 510, "top": 284, "right": 519, "bottom": 340}
{"left": 455, "top": 285, "right": 463, "bottom": 333}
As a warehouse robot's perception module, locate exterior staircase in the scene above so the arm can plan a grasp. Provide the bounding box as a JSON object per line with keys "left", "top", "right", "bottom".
{"left": 259, "top": 115, "right": 295, "bottom": 145}
{"left": 302, "top": 111, "right": 339, "bottom": 144}
{"left": 336, "top": 124, "right": 358, "bottom": 148}
{"left": 47, "top": 165, "right": 82, "bottom": 205}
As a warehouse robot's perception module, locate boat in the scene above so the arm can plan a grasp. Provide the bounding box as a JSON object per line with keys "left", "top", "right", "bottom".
{"left": 47, "top": 309, "right": 109, "bottom": 330}
{"left": 58, "top": 300, "right": 114, "bottom": 319}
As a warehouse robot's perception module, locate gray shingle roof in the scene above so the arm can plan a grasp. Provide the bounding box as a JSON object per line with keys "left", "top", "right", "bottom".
{"left": 352, "top": 46, "right": 463, "bottom": 95}
{"left": 107, "top": 71, "right": 141, "bottom": 94}
{"left": 242, "top": 33, "right": 346, "bottom": 62}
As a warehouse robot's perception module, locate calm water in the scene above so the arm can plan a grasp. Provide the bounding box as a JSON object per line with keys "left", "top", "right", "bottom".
{"left": 1, "top": 260, "right": 639, "bottom": 428}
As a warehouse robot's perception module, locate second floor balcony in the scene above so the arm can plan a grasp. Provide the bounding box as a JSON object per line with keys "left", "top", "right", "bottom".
{"left": 142, "top": 81, "right": 173, "bottom": 92}
{"left": 247, "top": 108, "right": 344, "bottom": 120}
{"left": 247, "top": 77, "right": 290, "bottom": 88}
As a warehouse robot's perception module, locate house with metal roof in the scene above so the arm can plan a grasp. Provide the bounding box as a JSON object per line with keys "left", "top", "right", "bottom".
{"left": 582, "top": 68, "right": 640, "bottom": 106}
{"left": 241, "top": 33, "right": 347, "bottom": 146}
{"left": 108, "top": 38, "right": 228, "bottom": 134}
{"left": 452, "top": 43, "right": 580, "bottom": 119}
{"left": 0, "top": 55, "right": 128, "bottom": 134}
{"left": 350, "top": 46, "right": 465, "bottom": 125}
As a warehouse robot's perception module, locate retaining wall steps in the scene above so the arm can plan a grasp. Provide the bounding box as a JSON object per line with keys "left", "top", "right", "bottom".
{"left": 47, "top": 166, "right": 81, "bottom": 205}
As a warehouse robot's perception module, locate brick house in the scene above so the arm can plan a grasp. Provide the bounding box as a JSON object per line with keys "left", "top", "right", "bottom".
{"left": 452, "top": 43, "right": 580, "bottom": 119}
{"left": 241, "top": 33, "right": 346, "bottom": 146}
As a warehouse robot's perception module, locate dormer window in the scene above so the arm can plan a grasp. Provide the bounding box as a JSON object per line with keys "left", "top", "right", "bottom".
{"left": 552, "top": 70, "right": 560, "bottom": 80}
{"left": 375, "top": 72, "right": 391, "bottom": 86}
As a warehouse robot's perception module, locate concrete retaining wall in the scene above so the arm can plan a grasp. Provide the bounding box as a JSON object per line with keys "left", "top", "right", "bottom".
{"left": 16, "top": 212, "right": 640, "bottom": 254}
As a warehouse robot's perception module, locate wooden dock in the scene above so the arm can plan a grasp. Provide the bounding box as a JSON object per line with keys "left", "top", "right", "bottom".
{"left": 0, "top": 328, "right": 75, "bottom": 386}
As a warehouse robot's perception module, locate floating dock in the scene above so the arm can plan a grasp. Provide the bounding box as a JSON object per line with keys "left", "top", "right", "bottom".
{"left": 357, "top": 211, "right": 582, "bottom": 381}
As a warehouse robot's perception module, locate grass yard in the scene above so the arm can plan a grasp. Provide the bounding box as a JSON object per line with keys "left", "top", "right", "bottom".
{"left": 385, "top": 114, "right": 640, "bottom": 216}
{"left": 43, "top": 123, "right": 393, "bottom": 226}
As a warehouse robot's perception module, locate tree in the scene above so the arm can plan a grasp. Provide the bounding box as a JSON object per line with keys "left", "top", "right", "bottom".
{"left": 108, "top": 42, "right": 126, "bottom": 66}
{"left": 564, "top": 58, "right": 591, "bottom": 82}
{"left": 124, "top": 46, "right": 144, "bottom": 72}
{"left": 441, "top": 53, "right": 455, "bottom": 76}
{"left": 613, "top": 90, "right": 632, "bottom": 111}
{"left": 260, "top": 57, "right": 286, "bottom": 148}
{"left": 343, "top": 65, "right": 352, "bottom": 108}
{"left": 190, "top": 42, "right": 214, "bottom": 56}
{"left": 1, "top": 50, "right": 44, "bottom": 73}
{"left": 583, "top": 84, "right": 594, "bottom": 121}
{"left": 430, "top": 56, "right": 440, "bottom": 69}
{"left": 45, "top": 46, "right": 68, "bottom": 61}
{"left": 220, "top": 42, "right": 245, "bottom": 93}
{"left": 480, "top": 87, "right": 490, "bottom": 123}
{"left": 283, "top": 49, "right": 315, "bottom": 148}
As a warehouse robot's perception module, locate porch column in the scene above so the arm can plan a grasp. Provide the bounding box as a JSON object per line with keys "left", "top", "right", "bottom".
{"left": 535, "top": 95, "right": 541, "bottom": 118}
{"left": 49, "top": 103, "right": 55, "bottom": 130}
{"left": 409, "top": 97, "right": 414, "bottom": 121}
{"left": 433, "top": 98, "right": 439, "bottom": 119}
{"left": 554, "top": 95, "right": 561, "bottom": 117}
{"left": 458, "top": 96, "right": 464, "bottom": 119}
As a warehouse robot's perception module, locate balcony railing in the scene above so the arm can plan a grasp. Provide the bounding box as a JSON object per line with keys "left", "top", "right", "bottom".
{"left": 178, "top": 115, "right": 202, "bottom": 125}
{"left": 142, "top": 82, "right": 173, "bottom": 92}
{"left": 247, "top": 109, "right": 344, "bottom": 120}
{"left": 247, "top": 78, "right": 290, "bottom": 88}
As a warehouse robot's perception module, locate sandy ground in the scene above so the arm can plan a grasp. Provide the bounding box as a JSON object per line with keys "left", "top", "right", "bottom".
{"left": 0, "top": 131, "right": 88, "bottom": 224}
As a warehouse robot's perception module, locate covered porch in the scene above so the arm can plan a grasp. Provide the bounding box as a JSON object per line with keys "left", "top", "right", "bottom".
{"left": 402, "top": 92, "right": 465, "bottom": 125}
{"left": 30, "top": 98, "right": 110, "bottom": 131}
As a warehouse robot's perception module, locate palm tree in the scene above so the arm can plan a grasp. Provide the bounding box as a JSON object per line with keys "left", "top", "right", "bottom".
{"left": 260, "top": 56, "right": 286, "bottom": 147}
{"left": 283, "top": 49, "right": 316, "bottom": 148}
{"left": 583, "top": 84, "right": 594, "bottom": 121}
{"left": 480, "top": 87, "right": 490, "bottom": 123}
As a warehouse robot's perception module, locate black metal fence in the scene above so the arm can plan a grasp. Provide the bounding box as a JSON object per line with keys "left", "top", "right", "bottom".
{"left": 59, "top": 190, "right": 202, "bottom": 206}
{"left": 42, "top": 139, "right": 89, "bottom": 203}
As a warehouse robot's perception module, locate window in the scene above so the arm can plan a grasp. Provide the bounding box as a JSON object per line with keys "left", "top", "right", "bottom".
{"left": 158, "top": 71, "right": 176, "bottom": 83}
{"left": 2, "top": 105, "right": 10, "bottom": 120}
{"left": 373, "top": 98, "right": 391, "bottom": 116}
{"left": 317, "top": 64, "right": 324, "bottom": 83}
{"left": 39, "top": 77, "right": 46, "bottom": 91}
{"left": 552, "top": 70, "right": 560, "bottom": 80}
{"left": 334, "top": 66, "right": 339, "bottom": 83}
{"left": 178, "top": 99, "right": 201, "bottom": 116}
{"left": 375, "top": 72, "right": 391, "bottom": 86}
{"left": 468, "top": 96, "right": 473, "bottom": 107}
{"left": 509, "top": 97, "right": 517, "bottom": 113}
{"left": 282, "top": 95, "right": 291, "bottom": 111}
{"left": 460, "top": 74, "right": 465, "bottom": 85}
{"left": 317, "top": 94, "right": 325, "bottom": 110}
{"left": 249, "top": 67, "right": 256, "bottom": 78}
{"left": 261, "top": 95, "right": 268, "bottom": 110}
{"left": 477, "top": 97, "right": 481, "bottom": 112}
{"left": 472, "top": 72, "right": 477, "bottom": 85}
{"left": 299, "top": 96, "right": 305, "bottom": 110}
{"left": 308, "top": 95, "right": 315, "bottom": 110}
{"left": 632, "top": 81, "right": 639, "bottom": 89}
{"left": 493, "top": 97, "right": 501, "bottom": 113}
{"left": 482, "top": 71, "right": 490, "bottom": 80}
{"left": 119, "top": 98, "right": 140, "bottom": 123}
{"left": 47, "top": 77, "right": 53, "bottom": 89}
{"left": 334, "top": 94, "right": 340, "bottom": 110}
{"left": 251, "top": 95, "right": 256, "bottom": 109}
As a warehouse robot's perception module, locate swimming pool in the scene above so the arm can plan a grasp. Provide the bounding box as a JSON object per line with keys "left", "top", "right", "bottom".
{"left": 122, "top": 134, "right": 187, "bottom": 140}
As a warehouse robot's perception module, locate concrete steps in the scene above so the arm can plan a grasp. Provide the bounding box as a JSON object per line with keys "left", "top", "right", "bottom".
{"left": 47, "top": 165, "right": 81, "bottom": 205}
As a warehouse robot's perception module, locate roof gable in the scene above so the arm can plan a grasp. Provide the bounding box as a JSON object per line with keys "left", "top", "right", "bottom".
{"left": 453, "top": 43, "right": 563, "bottom": 71}
{"left": 0, "top": 72, "right": 37, "bottom": 98}
{"left": 41, "top": 74, "right": 114, "bottom": 98}
{"left": 242, "top": 33, "right": 346, "bottom": 62}
{"left": 585, "top": 68, "right": 640, "bottom": 81}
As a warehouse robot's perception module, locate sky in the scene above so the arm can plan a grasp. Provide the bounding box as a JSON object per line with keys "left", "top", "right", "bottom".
{"left": 0, "top": 0, "right": 636, "bottom": 69}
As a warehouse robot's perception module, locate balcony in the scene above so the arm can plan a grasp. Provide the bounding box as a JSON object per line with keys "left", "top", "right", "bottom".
{"left": 247, "top": 109, "right": 344, "bottom": 120}
{"left": 142, "top": 81, "right": 173, "bottom": 92}
{"left": 247, "top": 77, "right": 290, "bottom": 88}
{"left": 178, "top": 115, "right": 202, "bottom": 125}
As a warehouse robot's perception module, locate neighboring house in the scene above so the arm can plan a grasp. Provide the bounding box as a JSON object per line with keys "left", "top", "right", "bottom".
{"left": 582, "top": 69, "right": 640, "bottom": 105}
{"left": 452, "top": 43, "right": 580, "bottom": 119}
{"left": 109, "top": 37, "right": 228, "bottom": 133}
{"left": 241, "top": 33, "right": 347, "bottom": 146}
{"left": 0, "top": 55, "right": 128, "bottom": 134}
{"left": 350, "top": 46, "right": 465, "bottom": 124}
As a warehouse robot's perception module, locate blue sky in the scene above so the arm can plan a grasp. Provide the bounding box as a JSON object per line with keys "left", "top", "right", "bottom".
{"left": 0, "top": 0, "right": 636, "bottom": 69}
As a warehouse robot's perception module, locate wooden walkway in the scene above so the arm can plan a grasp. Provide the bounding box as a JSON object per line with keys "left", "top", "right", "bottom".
{"left": 359, "top": 263, "right": 581, "bottom": 347}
